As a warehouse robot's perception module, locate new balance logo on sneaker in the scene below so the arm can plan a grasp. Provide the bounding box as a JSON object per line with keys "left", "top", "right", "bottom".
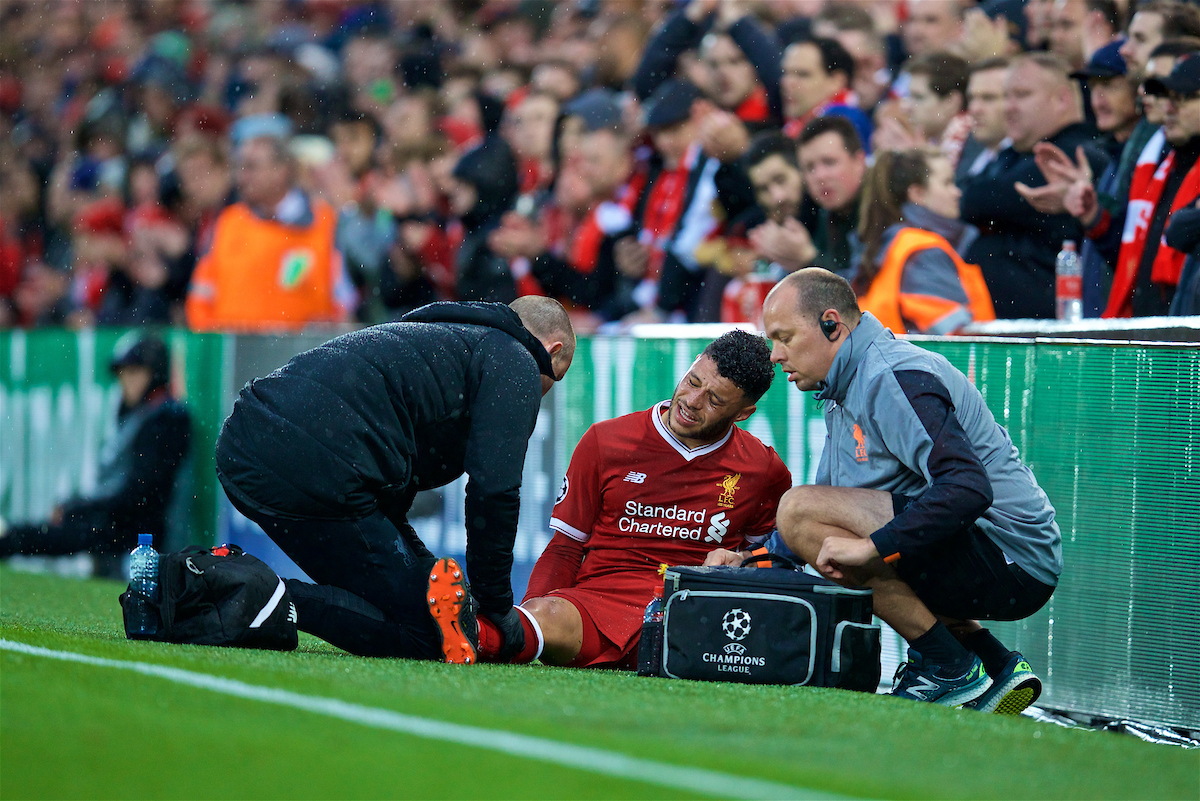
{"left": 891, "top": 651, "right": 992, "bottom": 707}
{"left": 903, "top": 673, "right": 943, "bottom": 702}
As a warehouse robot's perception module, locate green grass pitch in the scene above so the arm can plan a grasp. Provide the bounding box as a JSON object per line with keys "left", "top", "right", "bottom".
{"left": 2, "top": 566, "right": 1197, "bottom": 800}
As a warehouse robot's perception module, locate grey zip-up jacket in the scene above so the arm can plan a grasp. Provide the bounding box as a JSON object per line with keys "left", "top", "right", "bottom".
{"left": 815, "top": 313, "right": 1062, "bottom": 587}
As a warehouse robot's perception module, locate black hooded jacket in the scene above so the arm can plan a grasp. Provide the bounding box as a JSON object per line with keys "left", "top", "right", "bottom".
{"left": 216, "top": 301, "right": 554, "bottom": 614}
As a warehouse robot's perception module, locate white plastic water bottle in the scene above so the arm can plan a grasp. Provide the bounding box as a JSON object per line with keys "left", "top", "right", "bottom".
{"left": 126, "top": 533, "right": 161, "bottom": 639}
{"left": 1055, "top": 240, "right": 1083, "bottom": 322}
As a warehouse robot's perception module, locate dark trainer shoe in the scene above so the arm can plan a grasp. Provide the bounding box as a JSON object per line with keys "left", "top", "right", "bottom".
{"left": 966, "top": 652, "right": 1042, "bottom": 715}
{"left": 427, "top": 557, "right": 478, "bottom": 664}
{"left": 891, "top": 650, "right": 992, "bottom": 707}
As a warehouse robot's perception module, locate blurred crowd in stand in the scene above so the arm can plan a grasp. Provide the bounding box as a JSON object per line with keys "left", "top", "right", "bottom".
{"left": 3, "top": 0, "right": 1200, "bottom": 336}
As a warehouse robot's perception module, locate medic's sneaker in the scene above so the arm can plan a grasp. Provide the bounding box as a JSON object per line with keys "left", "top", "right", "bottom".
{"left": 966, "top": 652, "right": 1042, "bottom": 715}
{"left": 427, "top": 557, "right": 478, "bottom": 664}
{"left": 891, "top": 650, "right": 992, "bottom": 707}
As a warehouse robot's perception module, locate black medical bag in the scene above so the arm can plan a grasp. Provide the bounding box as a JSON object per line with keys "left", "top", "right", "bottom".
{"left": 637, "top": 559, "right": 880, "bottom": 690}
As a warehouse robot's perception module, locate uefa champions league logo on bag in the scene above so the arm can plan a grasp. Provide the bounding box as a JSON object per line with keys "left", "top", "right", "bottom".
{"left": 722, "top": 608, "right": 751, "bottom": 641}
{"left": 722, "top": 609, "right": 751, "bottom": 657}
{"left": 702, "top": 608, "right": 765, "bottom": 671}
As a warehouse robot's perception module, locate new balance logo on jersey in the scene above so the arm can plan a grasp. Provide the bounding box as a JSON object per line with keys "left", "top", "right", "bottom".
{"left": 287, "top": 603, "right": 298, "bottom": 624}
{"left": 624, "top": 471, "right": 647, "bottom": 484}
{"left": 706, "top": 512, "right": 729, "bottom": 544}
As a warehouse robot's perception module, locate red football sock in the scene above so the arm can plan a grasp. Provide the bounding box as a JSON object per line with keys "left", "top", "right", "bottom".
{"left": 511, "top": 606, "right": 543, "bottom": 664}
{"left": 477, "top": 616, "right": 502, "bottom": 661}
{"left": 475, "top": 608, "right": 544, "bottom": 664}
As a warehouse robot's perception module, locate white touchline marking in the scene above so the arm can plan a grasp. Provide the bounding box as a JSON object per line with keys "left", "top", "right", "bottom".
{"left": 1, "top": 639, "right": 855, "bottom": 801}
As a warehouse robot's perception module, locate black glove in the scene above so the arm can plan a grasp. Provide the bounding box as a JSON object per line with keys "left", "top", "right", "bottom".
{"left": 483, "top": 607, "right": 526, "bottom": 662}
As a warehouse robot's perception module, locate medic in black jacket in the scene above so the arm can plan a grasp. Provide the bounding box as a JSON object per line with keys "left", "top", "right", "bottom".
{"left": 215, "top": 299, "right": 574, "bottom": 663}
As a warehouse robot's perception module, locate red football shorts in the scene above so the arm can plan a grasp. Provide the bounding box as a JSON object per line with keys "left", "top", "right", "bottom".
{"left": 542, "top": 570, "right": 660, "bottom": 670}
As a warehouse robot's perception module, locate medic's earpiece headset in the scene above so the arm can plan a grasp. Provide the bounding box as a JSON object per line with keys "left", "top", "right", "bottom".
{"left": 814, "top": 313, "right": 850, "bottom": 404}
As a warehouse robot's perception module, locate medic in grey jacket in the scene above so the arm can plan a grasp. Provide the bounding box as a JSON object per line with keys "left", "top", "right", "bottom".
{"left": 814, "top": 312, "right": 1062, "bottom": 587}
{"left": 760, "top": 268, "right": 1059, "bottom": 711}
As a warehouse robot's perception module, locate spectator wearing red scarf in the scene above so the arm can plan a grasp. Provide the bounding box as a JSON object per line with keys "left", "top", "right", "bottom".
{"left": 488, "top": 90, "right": 648, "bottom": 325}
{"left": 618, "top": 80, "right": 756, "bottom": 321}
{"left": 1104, "top": 55, "right": 1200, "bottom": 317}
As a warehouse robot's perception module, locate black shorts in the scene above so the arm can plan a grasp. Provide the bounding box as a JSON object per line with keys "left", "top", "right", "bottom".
{"left": 890, "top": 495, "right": 1055, "bottom": 622}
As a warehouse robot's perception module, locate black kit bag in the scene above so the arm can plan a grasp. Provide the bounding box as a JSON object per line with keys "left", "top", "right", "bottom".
{"left": 638, "top": 555, "right": 880, "bottom": 690}
{"left": 119, "top": 544, "right": 298, "bottom": 651}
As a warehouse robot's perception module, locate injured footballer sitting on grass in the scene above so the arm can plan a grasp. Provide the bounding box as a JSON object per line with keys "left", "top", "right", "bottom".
{"left": 471, "top": 330, "right": 793, "bottom": 669}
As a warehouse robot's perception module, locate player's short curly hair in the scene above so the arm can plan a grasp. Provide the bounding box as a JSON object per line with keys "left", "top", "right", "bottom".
{"left": 703, "top": 330, "right": 774, "bottom": 403}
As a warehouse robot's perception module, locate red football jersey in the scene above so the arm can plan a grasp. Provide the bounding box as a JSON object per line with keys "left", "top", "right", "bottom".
{"left": 550, "top": 401, "right": 793, "bottom": 578}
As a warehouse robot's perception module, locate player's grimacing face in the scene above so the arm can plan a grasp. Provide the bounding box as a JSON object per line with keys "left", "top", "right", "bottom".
{"left": 667, "top": 355, "right": 750, "bottom": 445}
